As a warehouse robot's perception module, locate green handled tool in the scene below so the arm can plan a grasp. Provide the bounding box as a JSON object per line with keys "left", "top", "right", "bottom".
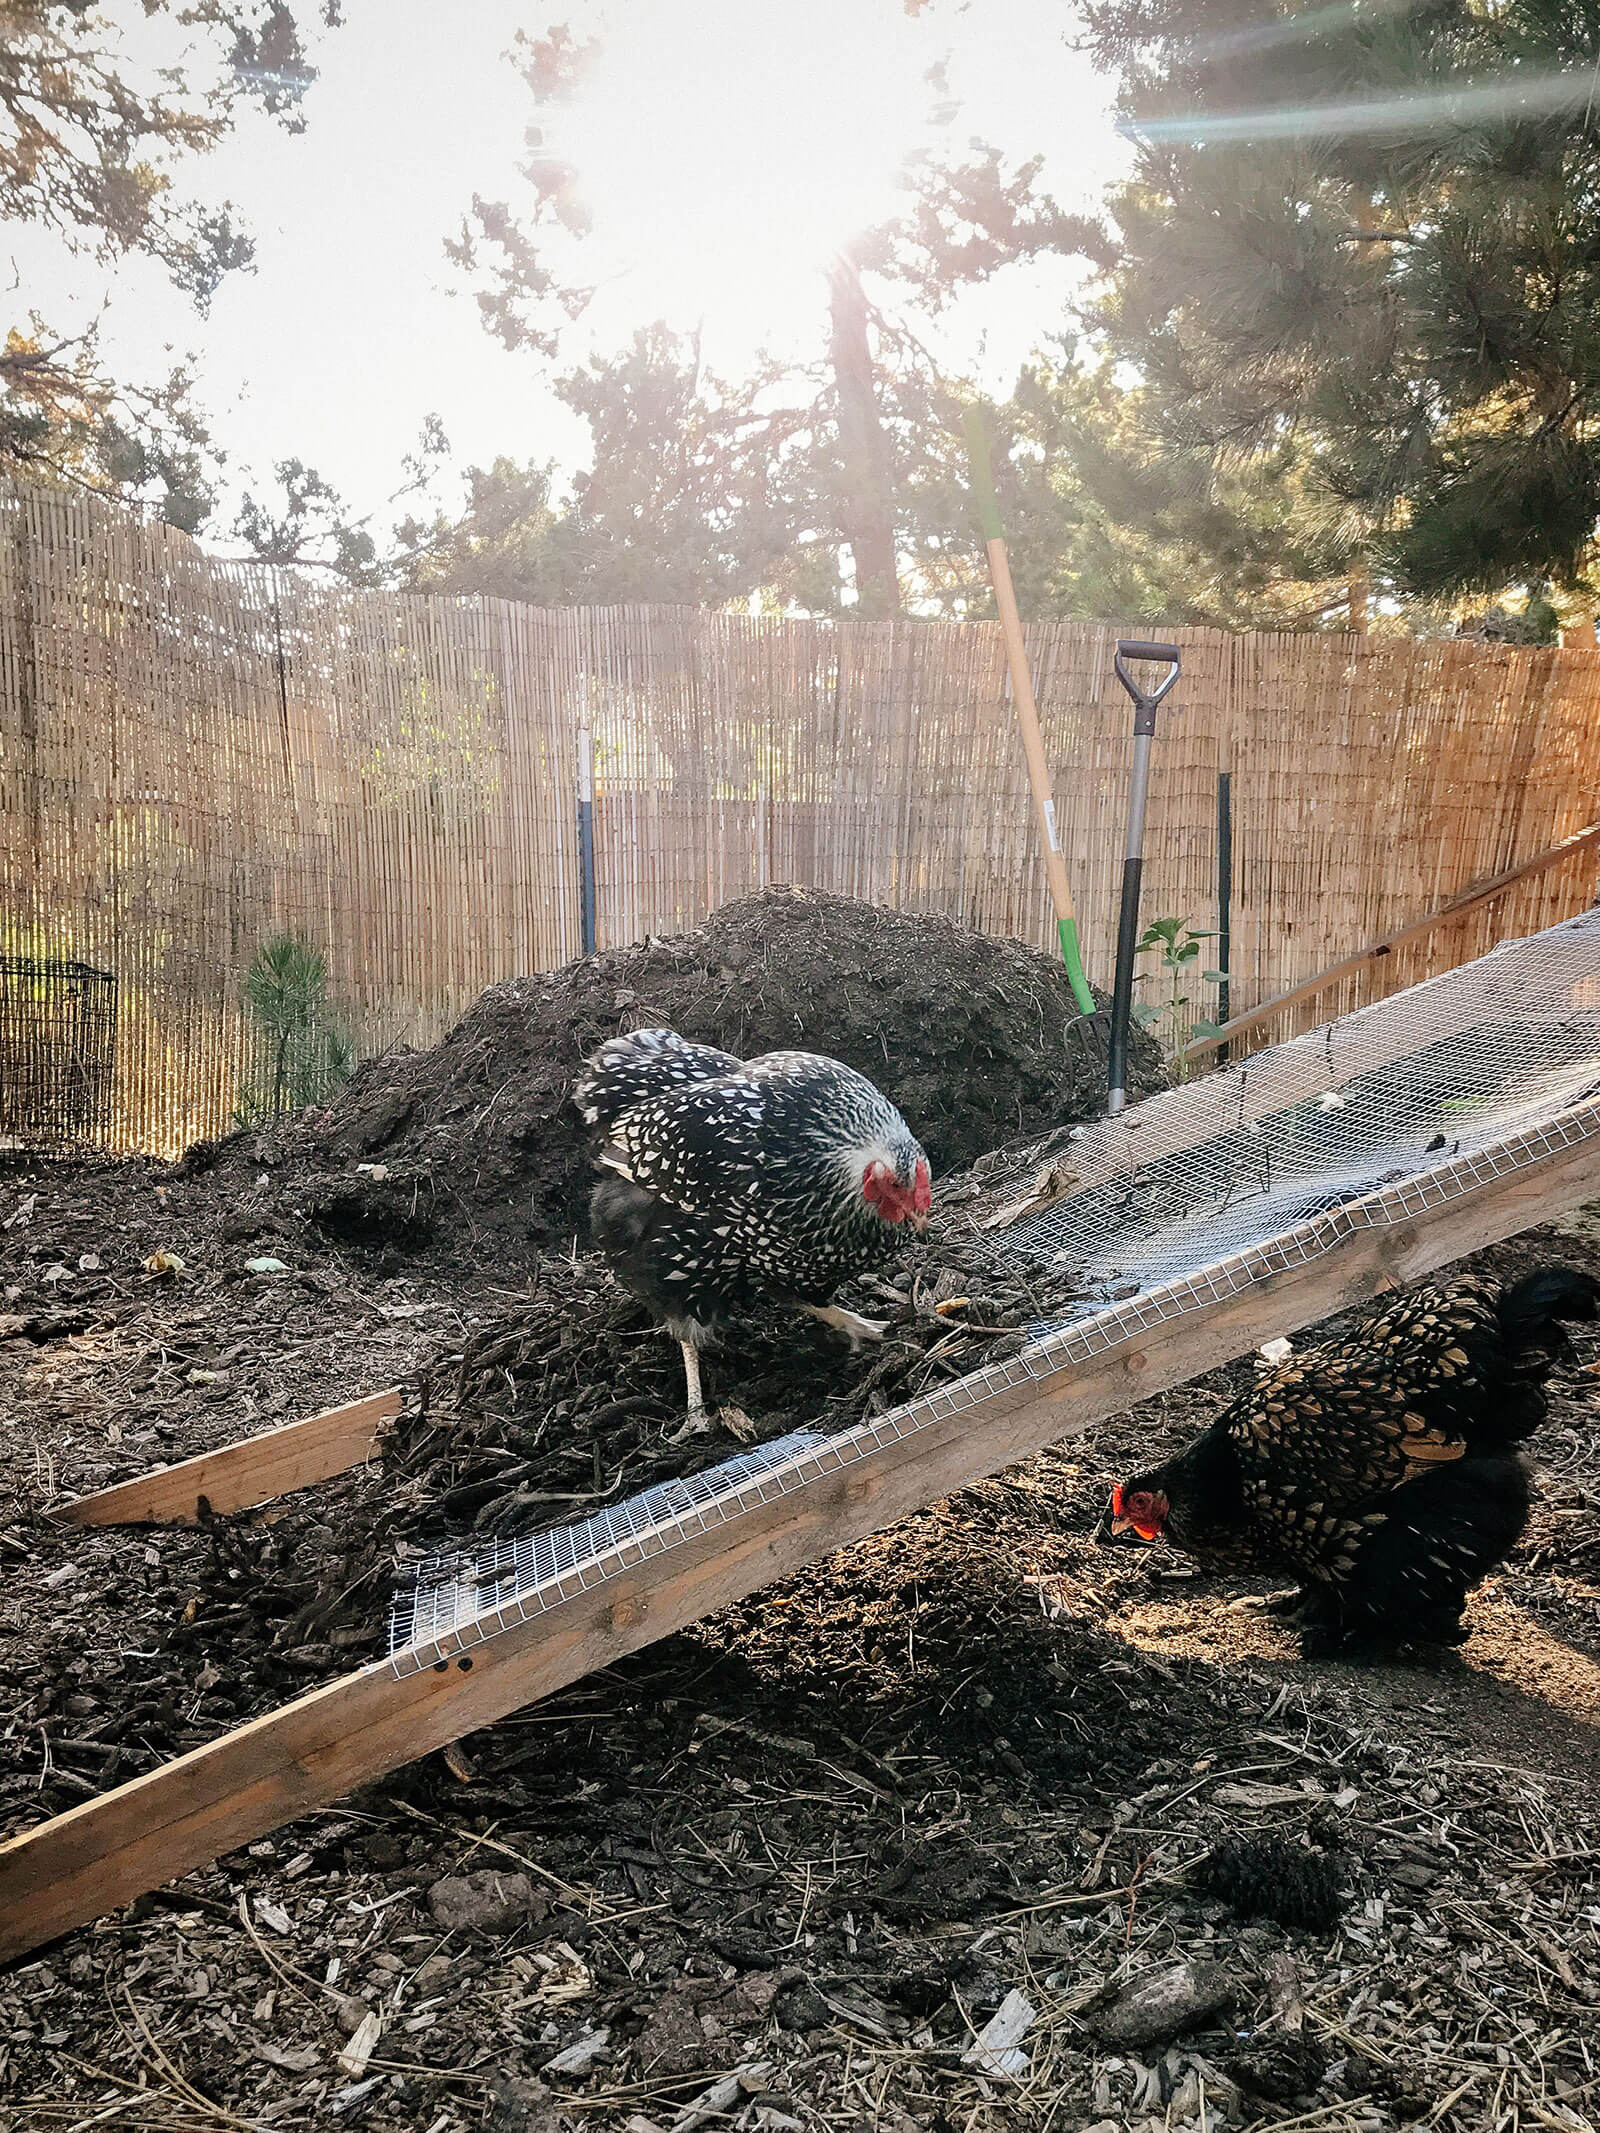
{"left": 965, "top": 405, "right": 1097, "bottom": 1018}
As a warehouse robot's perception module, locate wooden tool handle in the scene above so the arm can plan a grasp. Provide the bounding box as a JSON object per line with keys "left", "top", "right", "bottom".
{"left": 965, "top": 405, "right": 1096, "bottom": 1016}
{"left": 985, "top": 533, "right": 1077, "bottom": 927}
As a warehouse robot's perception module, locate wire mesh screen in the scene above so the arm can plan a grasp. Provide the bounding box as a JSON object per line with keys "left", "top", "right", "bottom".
{"left": 391, "top": 1431, "right": 828, "bottom": 1668}
{"left": 389, "top": 910, "right": 1600, "bottom": 1674}
{"left": 998, "top": 907, "right": 1600, "bottom": 1325}
{"left": 0, "top": 958, "right": 118, "bottom": 1144}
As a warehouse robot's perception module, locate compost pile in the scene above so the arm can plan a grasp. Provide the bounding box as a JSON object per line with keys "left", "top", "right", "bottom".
{"left": 38, "top": 1214, "right": 1101, "bottom": 1716}
{"left": 391, "top": 1212, "right": 1099, "bottom": 1533}
{"left": 188, "top": 889, "right": 1161, "bottom": 1264}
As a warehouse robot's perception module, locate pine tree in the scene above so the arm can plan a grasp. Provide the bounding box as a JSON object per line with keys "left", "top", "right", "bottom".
{"left": 404, "top": 332, "right": 794, "bottom": 606}
{"left": 1084, "top": 0, "right": 1600, "bottom": 619}
{"left": 238, "top": 933, "right": 350, "bottom": 1124}
{"left": 446, "top": 27, "right": 1099, "bottom": 616}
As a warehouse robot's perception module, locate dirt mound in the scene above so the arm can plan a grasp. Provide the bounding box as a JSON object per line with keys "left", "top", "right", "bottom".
{"left": 193, "top": 889, "right": 1163, "bottom": 1265}
{"left": 42, "top": 1227, "right": 1093, "bottom": 1724}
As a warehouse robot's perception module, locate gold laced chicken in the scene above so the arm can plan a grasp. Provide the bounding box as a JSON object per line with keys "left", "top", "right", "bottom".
{"left": 1106, "top": 1267, "right": 1597, "bottom": 1653}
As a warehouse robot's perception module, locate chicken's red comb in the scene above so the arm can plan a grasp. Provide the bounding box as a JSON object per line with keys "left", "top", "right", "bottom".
{"left": 1111, "top": 1482, "right": 1125, "bottom": 1517}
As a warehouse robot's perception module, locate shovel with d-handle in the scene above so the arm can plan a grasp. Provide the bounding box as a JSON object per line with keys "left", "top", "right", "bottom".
{"left": 1107, "top": 639, "right": 1182, "bottom": 1114}
{"left": 964, "top": 406, "right": 1098, "bottom": 1021}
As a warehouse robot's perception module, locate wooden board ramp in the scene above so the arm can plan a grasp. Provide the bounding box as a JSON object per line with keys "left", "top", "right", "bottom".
{"left": 4, "top": 1108, "right": 1600, "bottom": 1964}
{"left": 1183, "top": 821, "right": 1600, "bottom": 1065}
{"left": 55, "top": 1389, "right": 401, "bottom": 1527}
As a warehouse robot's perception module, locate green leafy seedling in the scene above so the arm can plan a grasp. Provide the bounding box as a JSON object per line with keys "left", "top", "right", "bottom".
{"left": 1134, "top": 916, "right": 1224, "bottom": 1070}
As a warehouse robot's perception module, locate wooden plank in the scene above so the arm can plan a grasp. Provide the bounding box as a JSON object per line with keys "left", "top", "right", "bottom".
{"left": 4, "top": 1123, "right": 1598, "bottom": 1963}
{"left": 55, "top": 1389, "right": 401, "bottom": 1528}
{"left": 1184, "top": 822, "right": 1600, "bottom": 1063}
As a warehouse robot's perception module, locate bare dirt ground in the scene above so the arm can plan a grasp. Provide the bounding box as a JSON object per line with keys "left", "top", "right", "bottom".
{"left": 1, "top": 1133, "right": 1597, "bottom": 2133}
{"left": 2, "top": 881, "right": 1597, "bottom": 2133}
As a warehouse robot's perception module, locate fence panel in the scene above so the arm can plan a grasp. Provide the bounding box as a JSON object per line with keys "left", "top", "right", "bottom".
{"left": 0, "top": 486, "right": 581, "bottom": 1151}
{"left": 4, "top": 481, "right": 1600, "bottom": 1153}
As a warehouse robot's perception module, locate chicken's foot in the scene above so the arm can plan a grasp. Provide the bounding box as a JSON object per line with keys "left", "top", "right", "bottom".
{"left": 802, "top": 1303, "right": 889, "bottom": 1348}
{"left": 1227, "top": 1588, "right": 1307, "bottom": 1621}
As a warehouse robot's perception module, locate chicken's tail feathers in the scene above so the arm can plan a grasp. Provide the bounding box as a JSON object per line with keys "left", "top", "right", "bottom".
{"left": 1470, "top": 1265, "right": 1600, "bottom": 1446}
{"left": 1496, "top": 1264, "right": 1600, "bottom": 1350}
{"left": 574, "top": 1027, "right": 744, "bottom": 1133}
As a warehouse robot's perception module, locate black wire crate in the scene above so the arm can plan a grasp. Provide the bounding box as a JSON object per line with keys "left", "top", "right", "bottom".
{"left": 0, "top": 957, "right": 119, "bottom": 1144}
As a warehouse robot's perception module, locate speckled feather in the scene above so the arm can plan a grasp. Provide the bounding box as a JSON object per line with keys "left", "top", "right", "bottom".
{"left": 1168, "top": 1282, "right": 1532, "bottom": 1578}
{"left": 1224, "top": 1282, "right": 1509, "bottom": 1575}
{"left": 573, "top": 1028, "right": 744, "bottom": 1132}
{"left": 1116, "top": 1269, "right": 1597, "bottom": 1641}
{"left": 575, "top": 1028, "right": 928, "bottom": 1327}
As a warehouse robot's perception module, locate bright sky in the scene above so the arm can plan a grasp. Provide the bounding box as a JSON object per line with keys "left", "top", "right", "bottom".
{"left": 11, "top": 0, "right": 1127, "bottom": 533}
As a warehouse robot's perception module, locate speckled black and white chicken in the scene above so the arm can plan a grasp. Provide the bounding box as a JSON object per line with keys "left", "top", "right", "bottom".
{"left": 574, "top": 1028, "right": 932, "bottom": 1416}
{"left": 1105, "top": 1267, "right": 1598, "bottom": 1652}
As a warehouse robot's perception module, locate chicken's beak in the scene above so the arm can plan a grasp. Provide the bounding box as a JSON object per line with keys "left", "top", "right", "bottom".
{"left": 1110, "top": 1513, "right": 1136, "bottom": 1535}
{"left": 909, "top": 1210, "right": 930, "bottom": 1235}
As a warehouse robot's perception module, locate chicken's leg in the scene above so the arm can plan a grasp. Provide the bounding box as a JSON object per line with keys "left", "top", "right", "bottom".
{"left": 802, "top": 1302, "right": 889, "bottom": 1348}
{"left": 680, "top": 1338, "right": 706, "bottom": 1419}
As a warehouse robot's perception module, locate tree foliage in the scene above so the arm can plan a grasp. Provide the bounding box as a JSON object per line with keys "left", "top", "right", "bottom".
{"left": 424, "top": 12, "right": 1361, "bottom": 626}
{"left": 443, "top": 20, "right": 1104, "bottom": 617}
{"left": 408, "top": 332, "right": 798, "bottom": 607}
{"left": 1, "top": 1, "right": 336, "bottom": 516}
{"left": 1005, "top": 344, "right": 1360, "bottom": 627}
{"left": 410, "top": 314, "right": 1323, "bottom": 627}
{"left": 1083, "top": 0, "right": 1600, "bottom": 612}
{"left": 235, "top": 416, "right": 448, "bottom": 581}
{"left": 1, "top": 321, "right": 215, "bottom": 527}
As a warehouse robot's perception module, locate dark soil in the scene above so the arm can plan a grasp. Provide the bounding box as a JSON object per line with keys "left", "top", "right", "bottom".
{"left": 0, "top": 1191, "right": 1102, "bottom": 1750}
{"left": 182, "top": 889, "right": 1164, "bottom": 1266}
{"left": 0, "top": 943, "right": 1596, "bottom": 2131}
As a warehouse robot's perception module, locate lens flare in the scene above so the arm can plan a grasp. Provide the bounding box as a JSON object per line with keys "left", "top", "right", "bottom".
{"left": 544, "top": 0, "right": 933, "bottom": 339}
{"left": 1121, "top": 66, "right": 1598, "bottom": 148}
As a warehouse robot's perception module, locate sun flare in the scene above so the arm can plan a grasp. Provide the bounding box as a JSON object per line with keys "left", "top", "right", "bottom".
{"left": 550, "top": 0, "right": 939, "bottom": 339}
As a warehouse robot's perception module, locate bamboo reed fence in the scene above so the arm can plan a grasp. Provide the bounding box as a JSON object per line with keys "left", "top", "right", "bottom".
{"left": 4, "top": 479, "right": 1600, "bottom": 1155}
